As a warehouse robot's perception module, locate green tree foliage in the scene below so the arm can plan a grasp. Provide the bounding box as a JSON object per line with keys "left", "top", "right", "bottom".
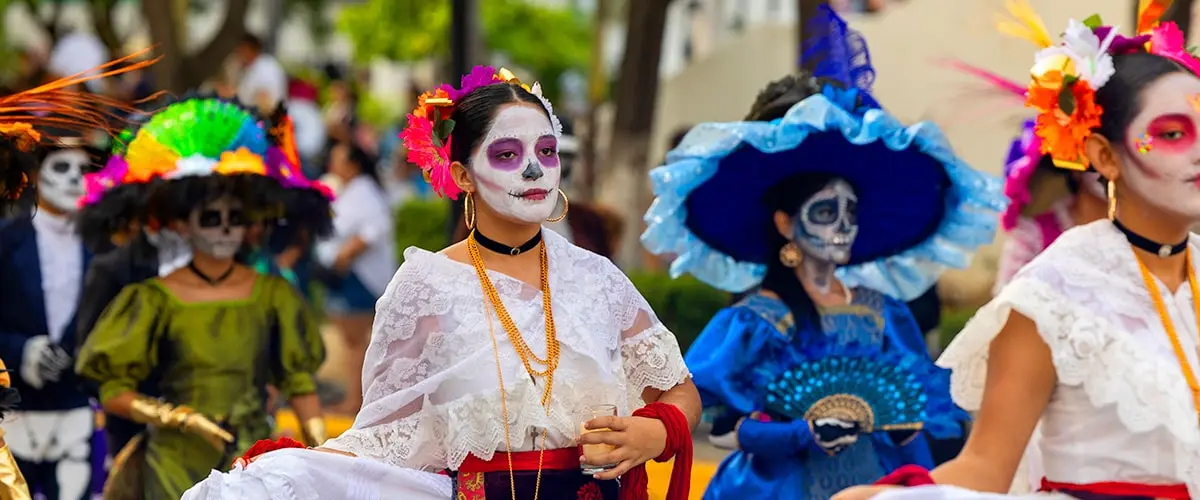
{"left": 337, "top": 0, "right": 591, "bottom": 101}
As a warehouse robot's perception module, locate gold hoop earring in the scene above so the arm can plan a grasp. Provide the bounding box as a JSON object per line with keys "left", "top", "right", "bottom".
{"left": 1107, "top": 180, "right": 1117, "bottom": 221}
{"left": 464, "top": 191, "right": 477, "bottom": 230}
{"left": 779, "top": 242, "right": 803, "bottom": 268}
{"left": 545, "top": 188, "right": 569, "bottom": 223}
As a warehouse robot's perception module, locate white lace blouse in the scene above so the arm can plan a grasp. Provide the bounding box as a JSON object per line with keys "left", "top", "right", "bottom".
{"left": 939, "top": 221, "right": 1200, "bottom": 495}
{"left": 322, "top": 230, "right": 691, "bottom": 471}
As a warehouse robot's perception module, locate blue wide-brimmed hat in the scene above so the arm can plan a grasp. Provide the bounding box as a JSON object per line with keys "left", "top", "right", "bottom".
{"left": 641, "top": 6, "right": 1007, "bottom": 299}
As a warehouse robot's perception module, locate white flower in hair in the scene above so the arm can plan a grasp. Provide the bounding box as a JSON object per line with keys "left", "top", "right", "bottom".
{"left": 530, "top": 82, "right": 564, "bottom": 137}
{"left": 1034, "top": 19, "right": 1118, "bottom": 89}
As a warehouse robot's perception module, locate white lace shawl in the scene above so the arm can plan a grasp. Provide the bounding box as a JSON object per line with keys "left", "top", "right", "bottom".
{"left": 939, "top": 220, "right": 1200, "bottom": 494}
{"left": 323, "top": 230, "right": 691, "bottom": 471}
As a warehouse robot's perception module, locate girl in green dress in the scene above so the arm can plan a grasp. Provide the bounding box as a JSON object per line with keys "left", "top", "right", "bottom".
{"left": 73, "top": 97, "right": 334, "bottom": 499}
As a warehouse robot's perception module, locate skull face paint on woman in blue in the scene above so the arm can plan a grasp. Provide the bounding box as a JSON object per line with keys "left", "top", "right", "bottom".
{"left": 790, "top": 178, "right": 859, "bottom": 294}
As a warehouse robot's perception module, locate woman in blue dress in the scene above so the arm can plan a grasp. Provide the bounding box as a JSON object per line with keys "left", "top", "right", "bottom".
{"left": 641, "top": 6, "right": 1006, "bottom": 500}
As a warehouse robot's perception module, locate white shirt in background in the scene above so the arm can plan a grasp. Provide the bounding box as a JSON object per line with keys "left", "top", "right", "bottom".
{"left": 237, "top": 54, "right": 288, "bottom": 107}
{"left": 316, "top": 175, "right": 397, "bottom": 297}
{"left": 31, "top": 211, "right": 82, "bottom": 343}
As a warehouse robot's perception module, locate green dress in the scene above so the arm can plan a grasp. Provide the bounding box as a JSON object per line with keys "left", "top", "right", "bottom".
{"left": 76, "top": 274, "right": 324, "bottom": 499}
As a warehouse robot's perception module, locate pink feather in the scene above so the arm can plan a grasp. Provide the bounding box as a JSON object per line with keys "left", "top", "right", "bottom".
{"left": 938, "top": 59, "right": 1027, "bottom": 101}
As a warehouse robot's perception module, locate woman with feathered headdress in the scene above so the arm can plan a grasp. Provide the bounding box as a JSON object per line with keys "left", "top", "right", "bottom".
{"left": 72, "top": 96, "right": 332, "bottom": 499}
{"left": 839, "top": 1, "right": 1200, "bottom": 498}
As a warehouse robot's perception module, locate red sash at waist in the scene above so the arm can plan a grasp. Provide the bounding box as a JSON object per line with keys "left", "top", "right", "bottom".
{"left": 458, "top": 448, "right": 579, "bottom": 474}
{"left": 1041, "top": 478, "right": 1190, "bottom": 499}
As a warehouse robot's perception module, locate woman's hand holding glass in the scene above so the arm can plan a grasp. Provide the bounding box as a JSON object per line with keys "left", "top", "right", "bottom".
{"left": 576, "top": 404, "right": 667, "bottom": 480}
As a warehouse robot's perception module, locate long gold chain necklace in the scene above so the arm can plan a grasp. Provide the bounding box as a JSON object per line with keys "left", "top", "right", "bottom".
{"left": 1132, "top": 248, "right": 1200, "bottom": 423}
{"left": 468, "top": 230, "right": 560, "bottom": 500}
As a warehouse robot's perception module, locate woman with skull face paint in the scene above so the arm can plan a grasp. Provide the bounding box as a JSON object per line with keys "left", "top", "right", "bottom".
{"left": 182, "top": 67, "right": 699, "bottom": 500}
{"left": 0, "top": 130, "right": 105, "bottom": 500}
{"left": 642, "top": 6, "right": 1004, "bottom": 500}
{"left": 835, "top": 2, "right": 1200, "bottom": 499}
{"left": 72, "top": 97, "right": 332, "bottom": 500}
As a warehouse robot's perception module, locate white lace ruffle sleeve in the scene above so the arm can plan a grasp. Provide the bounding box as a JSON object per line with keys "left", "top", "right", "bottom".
{"left": 322, "top": 230, "right": 690, "bottom": 471}
{"left": 938, "top": 221, "right": 1200, "bottom": 494}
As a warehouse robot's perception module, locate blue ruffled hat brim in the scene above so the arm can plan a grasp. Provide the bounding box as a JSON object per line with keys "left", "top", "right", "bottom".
{"left": 642, "top": 93, "right": 1007, "bottom": 299}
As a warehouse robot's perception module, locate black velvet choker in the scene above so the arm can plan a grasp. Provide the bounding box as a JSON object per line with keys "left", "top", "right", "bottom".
{"left": 472, "top": 229, "right": 542, "bottom": 256}
{"left": 1112, "top": 219, "right": 1188, "bottom": 258}
{"left": 188, "top": 261, "right": 236, "bottom": 286}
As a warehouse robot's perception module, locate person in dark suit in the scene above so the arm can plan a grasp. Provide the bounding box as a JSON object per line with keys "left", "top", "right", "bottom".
{"left": 0, "top": 136, "right": 97, "bottom": 500}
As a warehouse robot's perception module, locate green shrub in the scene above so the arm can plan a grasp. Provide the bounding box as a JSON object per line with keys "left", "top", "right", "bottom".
{"left": 628, "top": 272, "right": 728, "bottom": 353}
{"left": 938, "top": 306, "right": 978, "bottom": 350}
{"left": 394, "top": 197, "right": 451, "bottom": 260}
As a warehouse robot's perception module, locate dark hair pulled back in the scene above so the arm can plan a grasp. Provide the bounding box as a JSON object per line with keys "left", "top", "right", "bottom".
{"left": 449, "top": 83, "right": 551, "bottom": 165}
{"left": 748, "top": 73, "right": 864, "bottom": 331}
{"left": 1094, "top": 52, "right": 1189, "bottom": 145}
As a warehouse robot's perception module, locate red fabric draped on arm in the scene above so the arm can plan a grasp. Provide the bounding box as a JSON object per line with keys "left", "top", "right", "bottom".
{"left": 874, "top": 465, "right": 936, "bottom": 486}
{"left": 619, "top": 402, "right": 693, "bottom": 500}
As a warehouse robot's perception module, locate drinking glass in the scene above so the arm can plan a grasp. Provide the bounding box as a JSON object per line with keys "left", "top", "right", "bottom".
{"left": 576, "top": 404, "right": 618, "bottom": 475}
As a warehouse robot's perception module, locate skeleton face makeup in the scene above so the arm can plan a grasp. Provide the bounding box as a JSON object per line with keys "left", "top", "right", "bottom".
{"left": 37, "top": 149, "right": 89, "bottom": 213}
{"left": 186, "top": 197, "right": 247, "bottom": 259}
{"left": 470, "top": 103, "right": 560, "bottom": 223}
{"left": 1121, "top": 72, "right": 1200, "bottom": 219}
{"left": 791, "top": 179, "right": 858, "bottom": 265}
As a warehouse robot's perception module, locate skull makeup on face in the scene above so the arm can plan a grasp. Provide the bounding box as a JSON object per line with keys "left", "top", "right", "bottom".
{"left": 37, "top": 149, "right": 89, "bottom": 213}
{"left": 186, "top": 197, "right": 247, "bottom": 259}
{"left": 470, "top": 103, "right": 560, "bottom": 223}
{"left": 791, "top": 179, "right": 858, "bottom": 264}
{"left": 1119, "top": 73, "right": 1200, "bottom": 220}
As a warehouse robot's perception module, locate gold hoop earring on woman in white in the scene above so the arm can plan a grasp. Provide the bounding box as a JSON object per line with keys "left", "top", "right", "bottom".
{"left": 546, "top": 188, "right": 569, "bottom": 223}
{"left": 464, "top": 191, "right": 477, "bottom": 230}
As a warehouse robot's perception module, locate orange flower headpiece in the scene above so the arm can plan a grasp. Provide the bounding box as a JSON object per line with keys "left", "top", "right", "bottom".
{"left": 1001, "top": 0, "right": 1191, "bottom": 170}
{"left": 400, "top": 66, "right": 561, "bottom": 200}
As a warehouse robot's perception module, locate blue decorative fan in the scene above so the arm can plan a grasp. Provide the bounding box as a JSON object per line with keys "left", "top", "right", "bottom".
{"left": 764, "top": 344, "right": 966, "bottom": 438}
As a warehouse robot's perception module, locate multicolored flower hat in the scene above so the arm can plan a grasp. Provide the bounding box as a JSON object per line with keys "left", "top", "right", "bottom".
{"left": 78, "top": 96, "right": 333, "bottom": 247}
{"left": 1005, "top": 0, "right": 1198, "bottom": 170}
{"left": 641, "top": 5, "right": 1007, "bottom": 299}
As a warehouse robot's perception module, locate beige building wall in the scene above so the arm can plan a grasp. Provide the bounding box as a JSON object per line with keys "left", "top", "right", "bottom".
{"left": 649, "top": 0, "right": 1142, "bottom": 304}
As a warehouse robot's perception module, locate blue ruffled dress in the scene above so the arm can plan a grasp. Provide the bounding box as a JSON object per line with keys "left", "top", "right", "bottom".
{"left": 688, "top": 290, "right": 955, "bottom": 500}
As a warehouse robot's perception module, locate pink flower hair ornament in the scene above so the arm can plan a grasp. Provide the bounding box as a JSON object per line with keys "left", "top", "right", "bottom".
{"left": 400, "top": 66, "right": 561, "bottom": 200}
{"left": 1147, "top": 21, "right": 1200, "bottom": 76}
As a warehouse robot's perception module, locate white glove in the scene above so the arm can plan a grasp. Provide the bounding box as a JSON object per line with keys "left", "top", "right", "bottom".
{"left": 812, "top": 417, "right": 861, "bottom": 454}
{"left": 20, "top": 336, "right": 72, "bottom": 389}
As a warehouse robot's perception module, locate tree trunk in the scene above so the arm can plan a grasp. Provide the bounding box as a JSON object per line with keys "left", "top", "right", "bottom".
{"left": 446, "top": 0, "right": 482, "bottom": 244}
{"left": 602, "top": 0, "right": 672, "bottom": 269}
{"left": 142, "top": 0, "right": 251, "bottom": 95}
{"left": 580, "top": 0, "right": 611, "bottom": 201}
{"left": 142, "top": 0, "right": 185, "bottom": 94}
{"left": 796, "top": 0, "right": 825, "bottom": 72}
{"left": 264, "top": 0, "right": 287, "bottom": 55}
{"left": 90, "top": 0, "right": 124, "bottom": 55}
